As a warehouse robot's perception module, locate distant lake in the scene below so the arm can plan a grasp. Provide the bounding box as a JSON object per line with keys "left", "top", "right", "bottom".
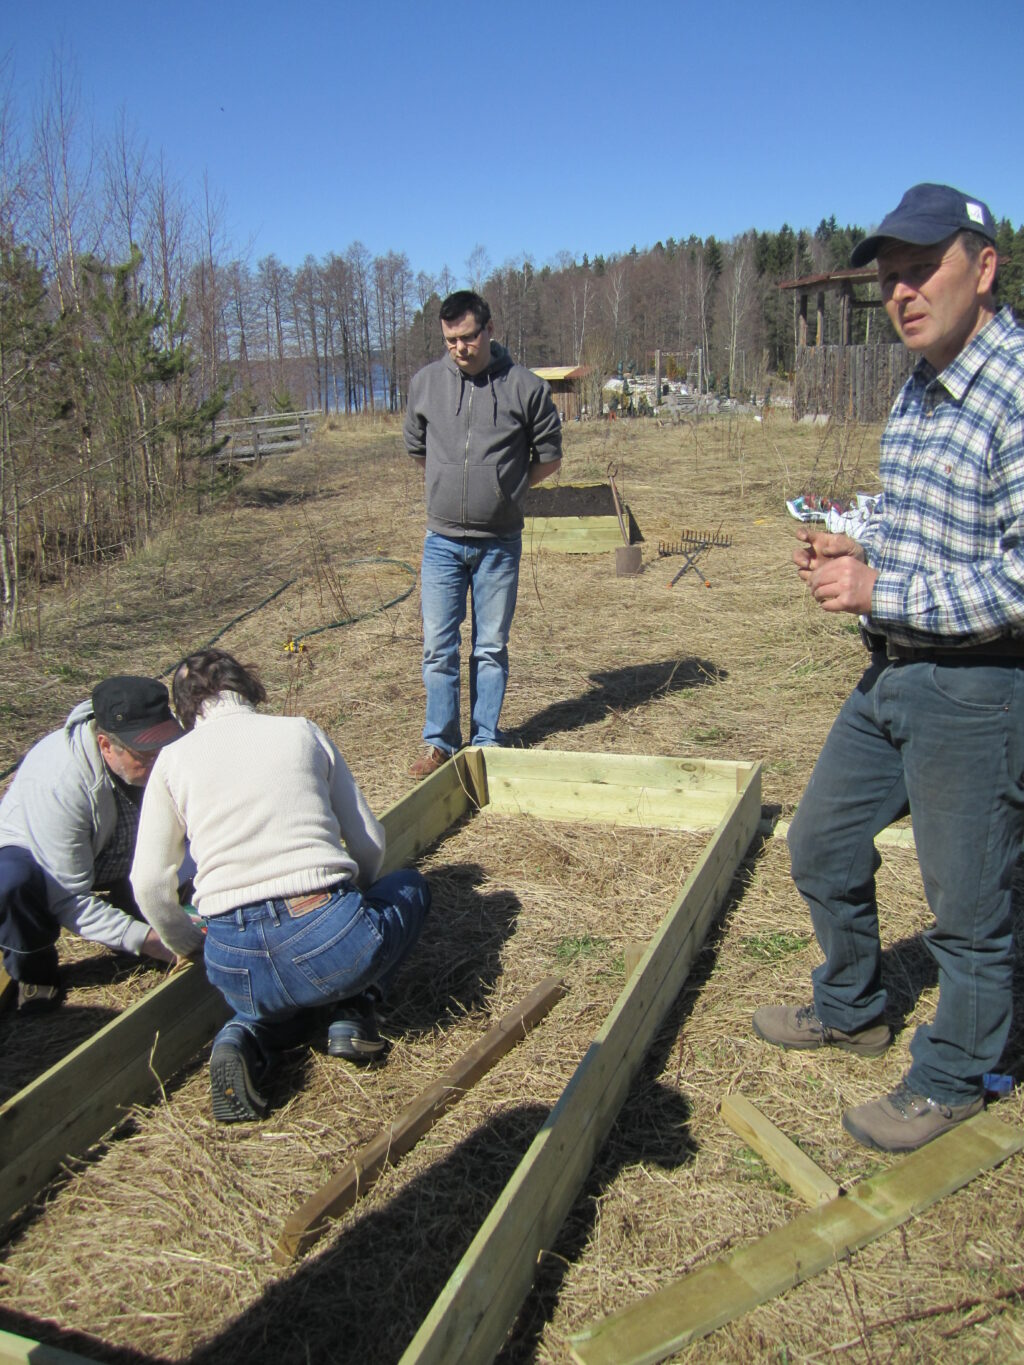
{"left": 311, "top": 362, "right": 391, "bottom": 413}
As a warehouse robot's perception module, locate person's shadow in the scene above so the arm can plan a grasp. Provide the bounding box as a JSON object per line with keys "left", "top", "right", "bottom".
{"left": 504, "top": 657, "right": 724, "bottom": 749}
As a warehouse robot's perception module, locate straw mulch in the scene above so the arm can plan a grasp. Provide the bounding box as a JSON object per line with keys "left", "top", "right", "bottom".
{"left": 1, "top": 411, "right": 1022, "bottom": 1363}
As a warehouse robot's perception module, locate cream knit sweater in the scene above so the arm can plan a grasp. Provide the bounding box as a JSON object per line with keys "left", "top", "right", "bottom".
{"left": 130, "top": 693, "right": 386, "bottom": 957}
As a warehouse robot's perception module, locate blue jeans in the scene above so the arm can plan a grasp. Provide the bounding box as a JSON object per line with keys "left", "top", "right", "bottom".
{"left": 0, "top": 847, "right": 58, "bottom": 984}
{"left": 420, "top": 531, "right": 522, "bottom": 753}
{"left": 203, "top": 869, "right": 431, "bottom": 1065}
{"left": 788, "top": 653, "right": 1024, "bottom": 1104}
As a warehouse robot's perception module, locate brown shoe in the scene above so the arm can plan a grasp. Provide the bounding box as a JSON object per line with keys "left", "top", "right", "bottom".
{"left": 842, "top": 1077, "right": 984, "bottom": 1152}
{"left": 408, "top": 746, "right": 450, "bottom": 780}
{"left": 752, "top": 1002, "right": 892, "bottom": 1057}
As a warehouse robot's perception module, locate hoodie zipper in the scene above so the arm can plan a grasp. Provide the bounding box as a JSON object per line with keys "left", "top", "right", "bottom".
{"left": 462, "top": 384, "right": 474, "bottom": 525}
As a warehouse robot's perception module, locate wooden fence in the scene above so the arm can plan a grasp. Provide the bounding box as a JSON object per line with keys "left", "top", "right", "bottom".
{"left": 211, "top": 410, "right": 318, "bottom": 465}
{"left": 793, "top": 344, "right": 915, "bottom": 422}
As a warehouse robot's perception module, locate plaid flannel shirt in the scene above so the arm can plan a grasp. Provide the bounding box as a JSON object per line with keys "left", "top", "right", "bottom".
{"left": 860, "top": 307, "right": 1024, "bottom": 647}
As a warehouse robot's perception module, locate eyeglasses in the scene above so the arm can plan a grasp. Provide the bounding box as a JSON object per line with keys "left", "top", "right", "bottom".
{"left": 442, "top": 323, "right": 486, "bottom": 349}
{"left": 115, "top": 740, "right": 157, "bottom": 765}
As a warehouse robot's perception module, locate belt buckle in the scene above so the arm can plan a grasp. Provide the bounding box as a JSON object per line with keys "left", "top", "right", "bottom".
{"left": 283, "top": 890, "right": 332, "bottom": 917}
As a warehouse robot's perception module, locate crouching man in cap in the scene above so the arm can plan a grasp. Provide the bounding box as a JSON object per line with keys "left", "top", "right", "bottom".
{"left": 754, "top": 184, "right": 1024, "bottom": 1150}
{"left": 0, "top": 676, "right": 185, "bottom": 1011}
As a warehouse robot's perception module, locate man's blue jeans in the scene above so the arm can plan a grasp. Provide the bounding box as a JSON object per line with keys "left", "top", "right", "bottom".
{"left": 420, "top": 531, "right": 522, "bottom": 753}
{"left": 788, "top": 653, "right": 1024, "bottom": 1104}
{"left": 0, "top": 846, "right": 58, "bottom": 985}
{"left": 203, "top": 869, "right": 431, "bottom": 1065}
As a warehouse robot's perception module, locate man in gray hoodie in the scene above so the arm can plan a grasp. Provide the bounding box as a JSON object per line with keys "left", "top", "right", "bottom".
{"left": 0, "top": 676, "right": 184, "bottom": 1011}
{"left": 403, "top": 290, "right": 562, "bottom": 779}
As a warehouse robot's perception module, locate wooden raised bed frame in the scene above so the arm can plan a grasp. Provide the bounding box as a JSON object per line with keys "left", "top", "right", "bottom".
{"left": 523, "top": 480, "right": 638, "bottom": 554}
{"left": 0, "top": 746, "right": 761, "bottom": 1365}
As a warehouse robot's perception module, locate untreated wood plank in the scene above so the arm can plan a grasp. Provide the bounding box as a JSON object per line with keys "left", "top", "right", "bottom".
{"left": 773, "top": 817, "right": 915, "bottom": 851}
{"left": 275, "top": 976, "right": 567, "bottom": 1264}
{"left": 379, "top": 752, "right": 476, "bottom": 871}
{"left": 719, "top": 1093, "right": 840, "bottom": 1205}
{"left": 524, "top": 516, "right": 624, "bottom": 553}
{"left": 482, "top": 749, "right": 749, "bottom": 793}
{"left": 0, "top": 963, "right": 228, "bottom": 1227}
{"left": 484, "top": 774, "right": 732, "bottom": 830}
{"left": 481, "top": 751, "right": 753, "bottom": 832}
{"left": 399, "top": 761, "right": 762, "bottom": 1365}
{"left": 569, "top": 1110, "right": 1024, "bottom": 1365}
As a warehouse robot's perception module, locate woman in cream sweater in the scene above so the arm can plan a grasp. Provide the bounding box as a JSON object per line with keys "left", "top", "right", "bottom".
{"left": 131, "top": 648, "right": 431, "bottom": 1122}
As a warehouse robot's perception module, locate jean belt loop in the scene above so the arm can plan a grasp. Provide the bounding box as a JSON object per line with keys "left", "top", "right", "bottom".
{"left": 234, "top": 907, "right": 245, "bottom": 928}
{"left": 268, "top": 901, "right": 281, "bottom": 925}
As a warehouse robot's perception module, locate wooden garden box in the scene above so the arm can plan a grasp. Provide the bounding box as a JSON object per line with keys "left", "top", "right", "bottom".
{"left": 0, "top": 746, "right": 761, "bottom": 1365}
{"left": 523, "top": 483, "right": 640, "bottom": 554}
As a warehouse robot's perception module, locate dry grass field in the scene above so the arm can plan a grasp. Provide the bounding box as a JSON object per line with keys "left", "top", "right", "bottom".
{"left": 1, "top": 410, "right": 1022, "bottom": 1364}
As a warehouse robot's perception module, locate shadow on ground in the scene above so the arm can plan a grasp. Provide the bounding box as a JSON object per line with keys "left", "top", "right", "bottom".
{"left": 506, "top": 656, "right": 725, "bottom": 748}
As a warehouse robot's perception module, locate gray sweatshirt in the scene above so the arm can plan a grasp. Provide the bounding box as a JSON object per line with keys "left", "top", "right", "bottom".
{"left": 0, "top": 701, "right": 151, "bottom": 954}
{"left": 403, "top": 341, "right": 562, "bottom": 537}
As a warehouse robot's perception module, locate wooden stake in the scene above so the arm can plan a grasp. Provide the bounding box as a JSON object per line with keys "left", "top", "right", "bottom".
{"left": 623, "top": 943, "right": 646, "bottom": 980}
{"left": 719, "top": 1093, "right": 840, "bottom": 1206}
{"left": 569, "top": 1110, "right": 1024, "bottom": 1365}
{"left": 275, "top": 975, "right": 568, "bottom": 1264}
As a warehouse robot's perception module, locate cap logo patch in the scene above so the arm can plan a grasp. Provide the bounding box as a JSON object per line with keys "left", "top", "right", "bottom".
{"left": 965, "top": 201, "right": 986, "bottom": 226}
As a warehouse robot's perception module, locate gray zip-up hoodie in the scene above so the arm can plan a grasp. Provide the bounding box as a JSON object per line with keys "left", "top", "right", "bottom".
{"left": 0, "top": 701, "right": 151, "bottom": 954}
{"left": 404, "top": 341, "right": 562, "bottom": 537}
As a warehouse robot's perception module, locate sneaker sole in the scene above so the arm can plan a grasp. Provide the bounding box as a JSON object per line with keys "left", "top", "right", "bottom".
{"left": 209, "top": 1047, "right": 269, "bottom": 1123}
{"left": 327, "top": 1035, "right": 388, "bottom": 1062}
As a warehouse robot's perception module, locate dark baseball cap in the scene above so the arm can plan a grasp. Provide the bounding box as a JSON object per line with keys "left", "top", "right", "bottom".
{"left": 91, "top": 676, "right": 183, "bottom": 751}
{"left": 850, "top": 183, "right": 997, "bottom": 267}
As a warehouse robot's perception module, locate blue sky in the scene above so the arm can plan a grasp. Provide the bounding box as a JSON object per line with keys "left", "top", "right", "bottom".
{"left": 5, "top": 0, "right": 1023, "bottom": 281}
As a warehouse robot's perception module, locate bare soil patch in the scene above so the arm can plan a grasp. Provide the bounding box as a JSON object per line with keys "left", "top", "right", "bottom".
{"left": 1, "top": 411, "right": 1022, "bottom": 1363}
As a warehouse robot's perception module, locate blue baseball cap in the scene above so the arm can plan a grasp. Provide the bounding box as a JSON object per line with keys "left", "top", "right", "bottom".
{"left": 850, "top": 183, "right": 997, "bottom": 267}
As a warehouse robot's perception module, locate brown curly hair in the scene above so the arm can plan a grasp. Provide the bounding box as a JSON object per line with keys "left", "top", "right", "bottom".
{"left": 171, "top": 649, "right": 267, "bottom": 731}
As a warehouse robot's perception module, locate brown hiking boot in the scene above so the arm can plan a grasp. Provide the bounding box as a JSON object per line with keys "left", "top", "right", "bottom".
{"left": 842, "top": 1077, "right": 984, "bottom": 1152}
{"left": 752, "top": 1002, "right": 892, "bottom": 1057}
{"left": 408, "top": 746, "right": 450, "bottom": 780}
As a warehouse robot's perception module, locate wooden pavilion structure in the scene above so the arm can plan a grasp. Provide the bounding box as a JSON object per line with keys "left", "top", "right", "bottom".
{"left": 778, "top": 266, "right": 913, "bottom": 421}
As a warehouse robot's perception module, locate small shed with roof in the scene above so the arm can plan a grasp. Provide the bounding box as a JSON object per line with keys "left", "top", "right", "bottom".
{"left": 531, "top": 365, "right": 592, "bottom": 423}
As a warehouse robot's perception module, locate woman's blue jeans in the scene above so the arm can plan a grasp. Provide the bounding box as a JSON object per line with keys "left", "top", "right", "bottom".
{"left": 420, "top": 530, "right": 522, "bottom": 753}
{"left": 788, "top": 653, "right": 1024, "bottom": 1104}
{"left": 203, "top": 869, "right": 431, "bottom": 1064}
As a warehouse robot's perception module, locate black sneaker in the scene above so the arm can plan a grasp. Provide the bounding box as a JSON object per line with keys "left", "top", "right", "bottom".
{"left": 209, "top": 1035, "right": 269, "bottom": 1123}
{"left": 327, "top": 995, "right": 387, "bottom": 1062}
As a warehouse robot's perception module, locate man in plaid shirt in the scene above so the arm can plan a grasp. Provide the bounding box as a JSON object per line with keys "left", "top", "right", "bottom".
{"left": 754, "top": 183, "right": 1024, "bottom": 1151}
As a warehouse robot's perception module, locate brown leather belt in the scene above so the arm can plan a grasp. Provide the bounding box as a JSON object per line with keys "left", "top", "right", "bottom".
{"left": 282, "top": 884, "right": 347, "bottom": 916}
{"left": 861, "top": 627, "right": 1024, "bottom": 663}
